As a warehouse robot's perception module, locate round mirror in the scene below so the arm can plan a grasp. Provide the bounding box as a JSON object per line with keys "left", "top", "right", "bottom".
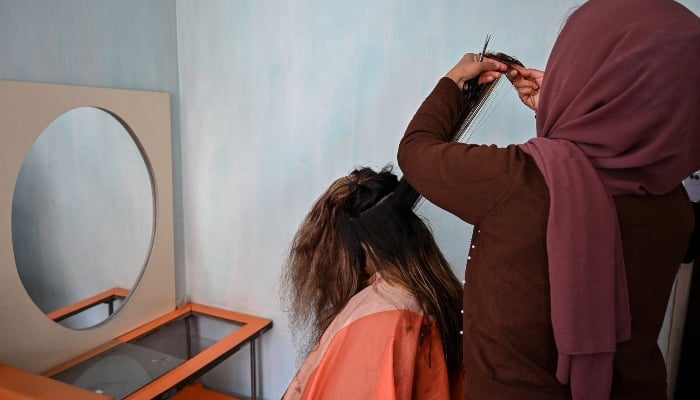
{"left": 11, "top": 106, "right": 154, "bottom": 330}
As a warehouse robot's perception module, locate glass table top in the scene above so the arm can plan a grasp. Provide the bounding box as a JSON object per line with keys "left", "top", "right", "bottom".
{"left": 51, "top": 342, "right": 184, "bottom": 399}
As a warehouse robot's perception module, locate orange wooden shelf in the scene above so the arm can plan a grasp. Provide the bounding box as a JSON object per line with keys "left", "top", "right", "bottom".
{"left": 0, "top": 364, "right": 112, "bottom": 400}
{"left": 170, "top": 383, "right": 240, "bottom": 400}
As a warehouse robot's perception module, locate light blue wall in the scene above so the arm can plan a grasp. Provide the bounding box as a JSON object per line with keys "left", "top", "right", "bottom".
{"left": 175, "top": 0, "right": 580, "bottom": 397}
{"left": 1, "top": 0, "right": 698, "bottom": 398}
{"left": 0, "top": 0, "right": 179, "bottom": 90}
{"left": 176, "top": 1, "right": 699, "bottom": 397}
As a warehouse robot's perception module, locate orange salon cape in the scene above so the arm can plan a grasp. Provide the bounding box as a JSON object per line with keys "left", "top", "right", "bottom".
{"left": 283, "top": 275, "right": 462, "bottom": 400}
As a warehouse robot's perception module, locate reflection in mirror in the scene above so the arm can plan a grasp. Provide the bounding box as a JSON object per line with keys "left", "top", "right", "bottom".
{"left": 11, "top": 106, "right": 154, "bottom": 330}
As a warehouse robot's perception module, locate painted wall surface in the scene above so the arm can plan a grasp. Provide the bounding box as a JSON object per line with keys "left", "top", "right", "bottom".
{"left": 0, "top": 0, "right": 698, "bottom": 399}
{"left": 177, "top": 0, "right": 699, "bottom": 397}
{"left": 176, "top": 0, "right": 555, "bottom": 397}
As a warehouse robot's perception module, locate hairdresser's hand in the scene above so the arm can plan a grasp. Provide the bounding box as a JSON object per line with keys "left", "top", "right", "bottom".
{"left": 445, "top": 53, "right": 507, "bottom": 91}
{"left": 507, "top": 67, "right": 544, "bottom": 112}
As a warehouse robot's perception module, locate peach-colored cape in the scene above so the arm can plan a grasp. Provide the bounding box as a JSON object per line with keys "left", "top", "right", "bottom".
{"left": 283, "top": 275, "right": 462, "bottom": 400}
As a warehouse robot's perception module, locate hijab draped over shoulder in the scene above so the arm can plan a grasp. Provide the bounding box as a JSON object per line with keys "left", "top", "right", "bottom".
{"left": 518, "top": 0, "right": 700, "bottom": 398}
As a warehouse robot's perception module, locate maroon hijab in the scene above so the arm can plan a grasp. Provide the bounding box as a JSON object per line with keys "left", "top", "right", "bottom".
{"left": 518, "top": 0, "right": 700, "bottom": 398}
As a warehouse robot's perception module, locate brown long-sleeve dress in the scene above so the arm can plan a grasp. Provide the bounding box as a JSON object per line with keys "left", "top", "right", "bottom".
{"left": 397, "top": 77, "right": 693, "bottom": 400}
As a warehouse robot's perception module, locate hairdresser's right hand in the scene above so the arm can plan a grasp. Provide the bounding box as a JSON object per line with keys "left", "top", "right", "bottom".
{"left": 507, "top": 68, "right": 544, "bottom": 112}
{"left": 445, "top": 53, "right": 507, "bottom": 92}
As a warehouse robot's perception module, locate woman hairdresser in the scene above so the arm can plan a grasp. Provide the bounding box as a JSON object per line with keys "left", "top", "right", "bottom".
{"left": 398, "top": 0, "right": 700, "bottom": 399}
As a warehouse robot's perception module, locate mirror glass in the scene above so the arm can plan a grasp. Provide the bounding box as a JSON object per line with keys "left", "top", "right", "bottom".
{"left": 11, "top": 106, "right": 154, "bottom": 330}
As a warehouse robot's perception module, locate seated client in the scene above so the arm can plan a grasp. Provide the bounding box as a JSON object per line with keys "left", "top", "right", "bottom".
{"left": 281, "top": 165, "right": 464, "bottom": 399}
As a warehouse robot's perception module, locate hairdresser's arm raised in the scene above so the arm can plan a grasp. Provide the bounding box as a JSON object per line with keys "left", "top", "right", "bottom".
{"left": 398, "top": 53, "right": 525, "bottom": 224}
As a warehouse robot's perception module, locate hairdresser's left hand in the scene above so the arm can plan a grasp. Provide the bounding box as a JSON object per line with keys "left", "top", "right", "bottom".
{"left": 445, "top": 53, "right": 507, "bottom": 91}
{"left": 507, "top": 67, "right": 544, "bottom": 112}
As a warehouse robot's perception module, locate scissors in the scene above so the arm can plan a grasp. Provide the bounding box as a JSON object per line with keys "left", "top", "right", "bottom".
{"left": 478, "top": 33, "right": 491, "bottom": 62}
{"left": 464, "top": 34, "right": 491, "bottom": 99}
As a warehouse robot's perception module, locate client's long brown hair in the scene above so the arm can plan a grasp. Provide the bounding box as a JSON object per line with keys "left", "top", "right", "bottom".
{"left": 282, "top": 165, "right": 463, "bottom": 374}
